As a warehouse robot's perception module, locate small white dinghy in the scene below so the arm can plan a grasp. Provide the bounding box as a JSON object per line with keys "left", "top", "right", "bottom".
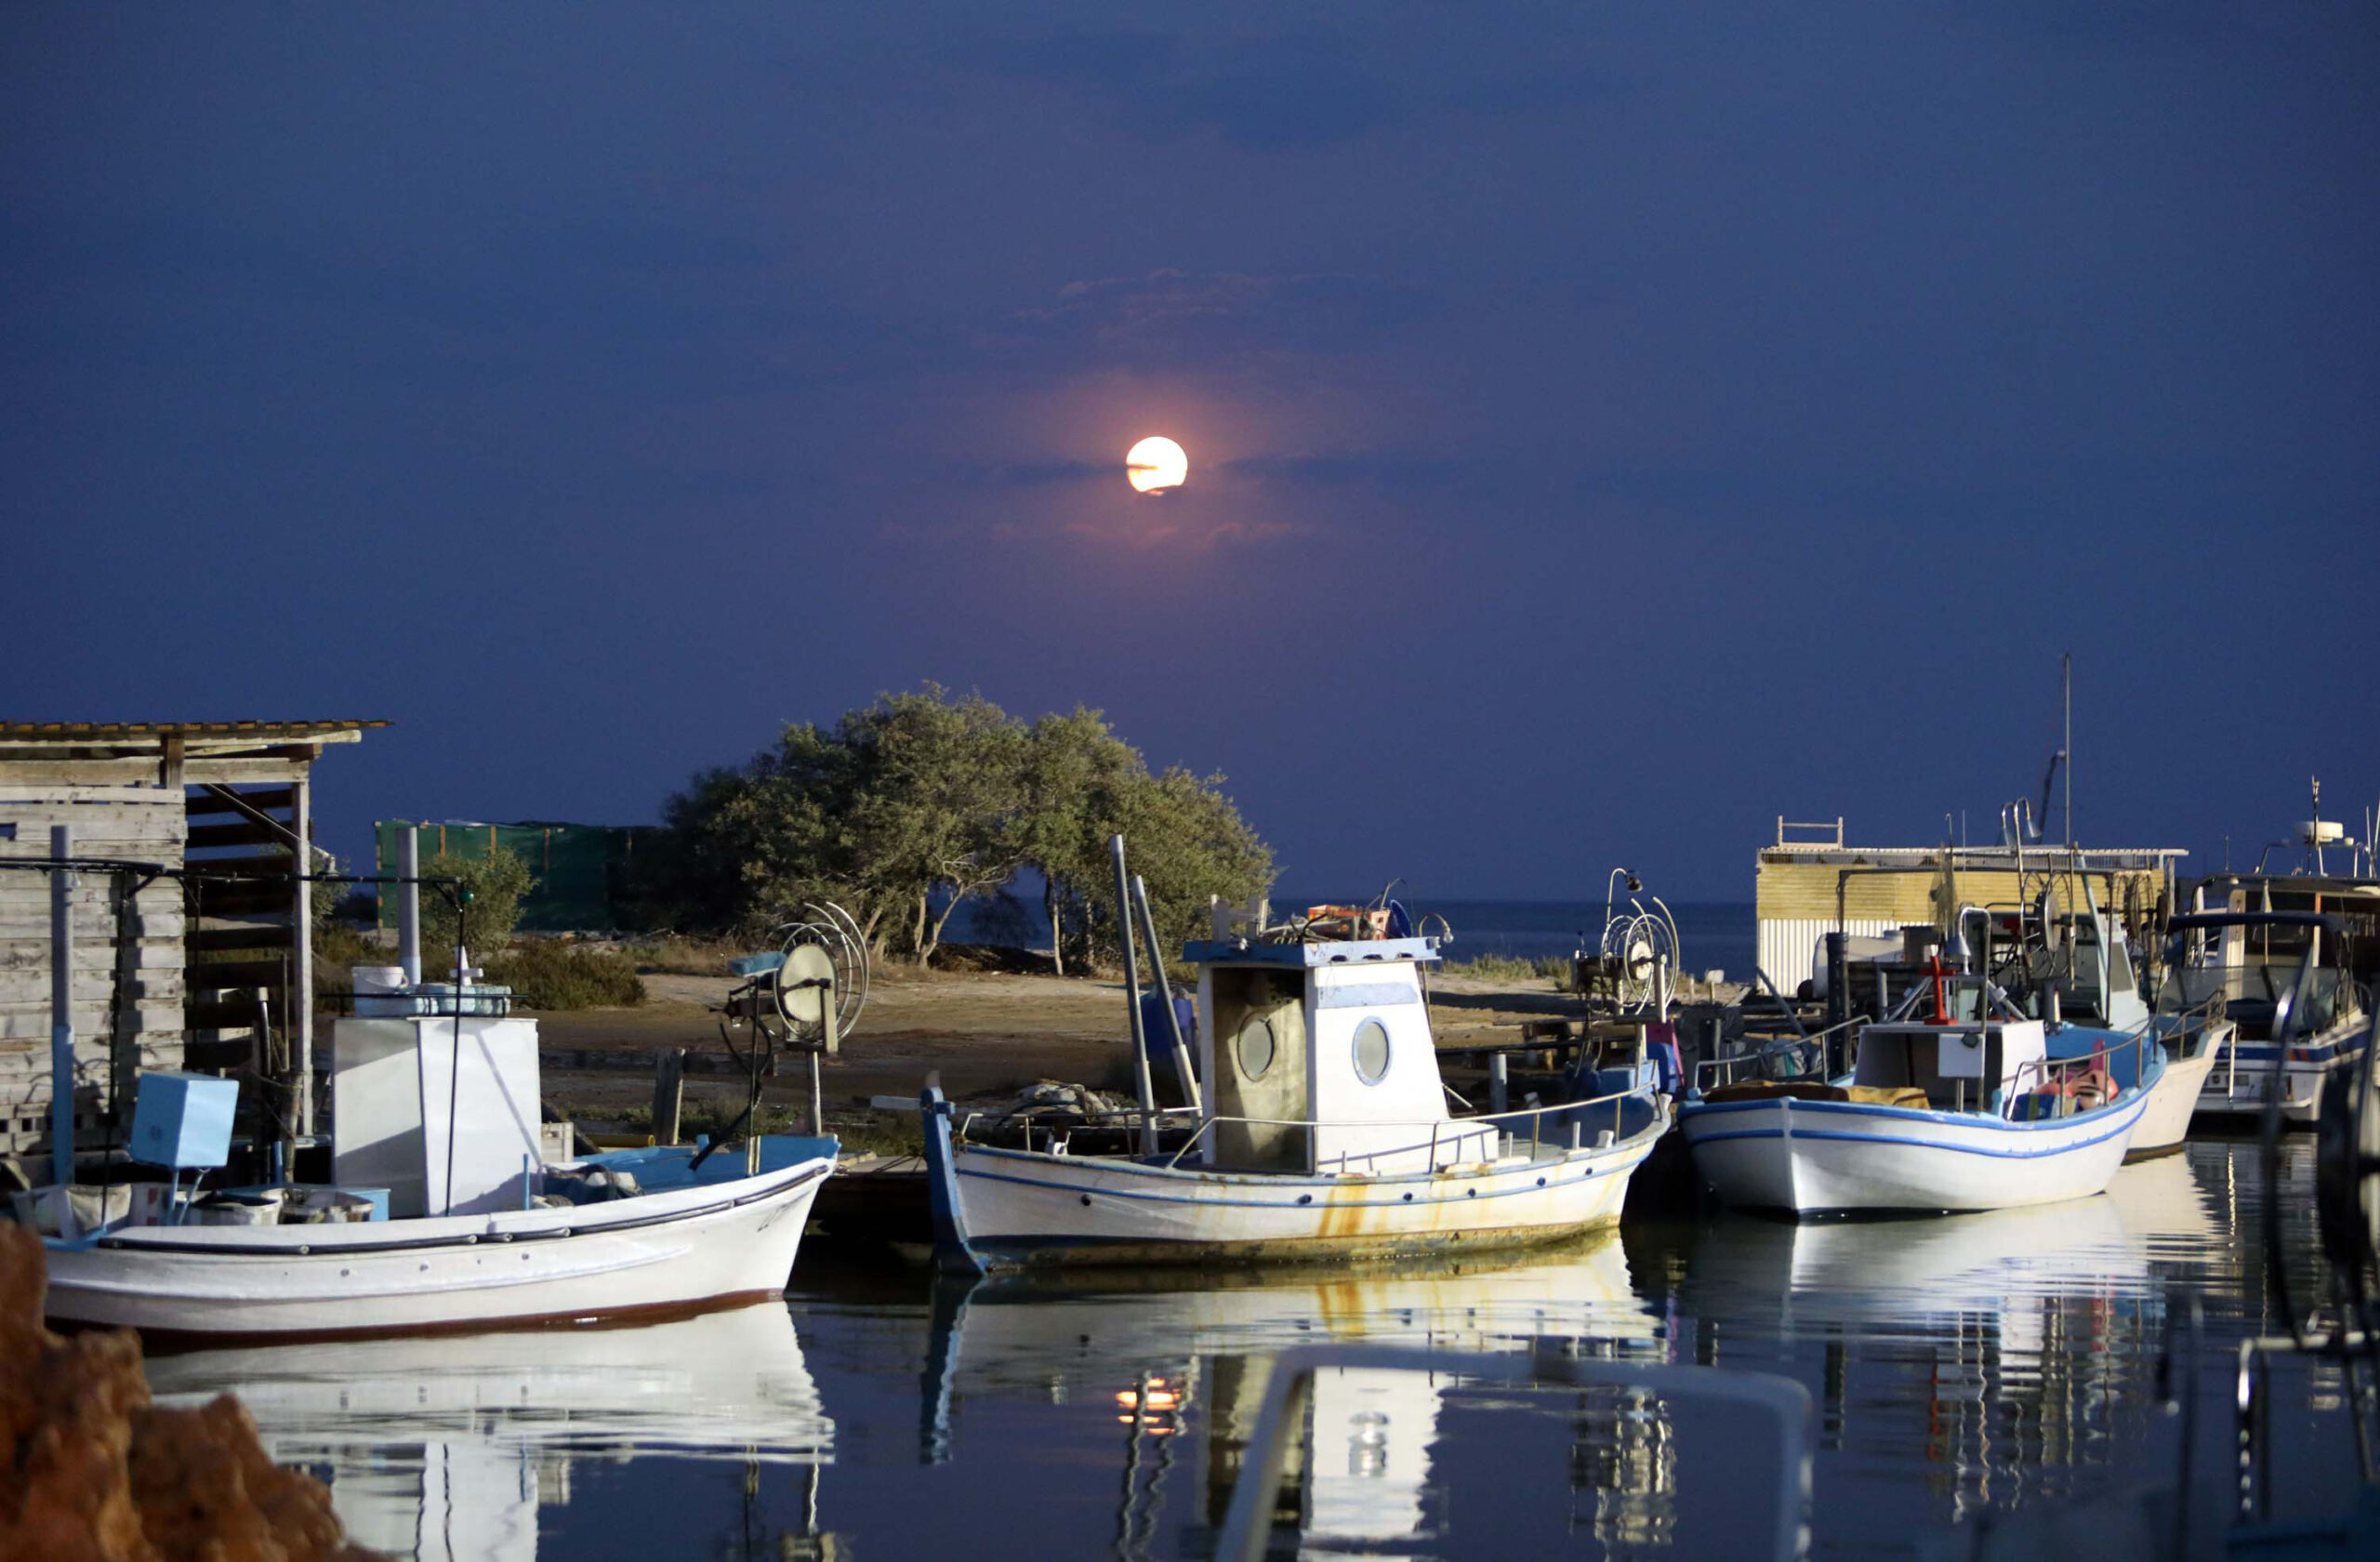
{"left": 922, "top": 870, "right": 1669, "bottom": 1272}
{"left": 1680, "top": 973, "right": 2161, "bottom": 1215}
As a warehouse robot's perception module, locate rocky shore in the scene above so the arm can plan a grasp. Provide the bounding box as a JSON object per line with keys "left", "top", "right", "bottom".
{"left": 0, "top": 1224, "right": 373, "bottom": 1562}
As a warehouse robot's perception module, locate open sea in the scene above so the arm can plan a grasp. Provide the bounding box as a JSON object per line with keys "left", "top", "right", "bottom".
{"left": 147, "top": 1138, "right": 2368, "bottom": 1559}
{"left": 948, "top": 894, "right": 1763, "bottom": 982}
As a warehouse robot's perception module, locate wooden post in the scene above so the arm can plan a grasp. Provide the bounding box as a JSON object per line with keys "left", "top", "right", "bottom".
{"left": 1488, "top": 1052, "right": 1509, "bottom": 1116}
{"left": 291, "top": 775, "right": 314, "bottom": 1139}
{"left": 50, "top": 825, "right": 75, "bottom": 1189}
{"left": 652, "top": 1048, "right": 685, "bottom": 1145}
{"left": 109, "top": 871, "right": 140, "bottom": 1135}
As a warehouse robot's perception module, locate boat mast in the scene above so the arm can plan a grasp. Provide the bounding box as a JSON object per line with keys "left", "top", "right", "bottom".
{"left": 2062, "top": 652, "right": 2072, "bottom": 854}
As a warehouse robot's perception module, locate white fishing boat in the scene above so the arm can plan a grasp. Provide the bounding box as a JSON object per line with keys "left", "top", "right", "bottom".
{"left": 32, "top": 846, "right": 842, "bottom": 1339}
{"left": 1951, "top": 891, "right": 2216, "bottom": 1161}
{"left": 2126, "top": 1011, "right": 2227, "bottom": 1157}
{"left": 1680, "top": 973, "right": 2161, "bottom": 1214}
{"left": 921, "top": 857, "right": 1669, "bottom": 1272}
{"left": 2168, "top": 903, "right": 2369, "bottom": 1126}
{"left": 41, "top": 1154, "right": 827, "bottom": 1338}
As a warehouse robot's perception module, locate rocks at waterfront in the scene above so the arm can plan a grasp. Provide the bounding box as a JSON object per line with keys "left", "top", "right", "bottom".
{"left": 0, "top": 1224, "right": 374, "bottom": 1562}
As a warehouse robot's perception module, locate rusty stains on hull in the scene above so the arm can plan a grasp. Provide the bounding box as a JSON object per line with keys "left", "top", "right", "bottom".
{"left": 975, "top": 1213, "right": 1623, "bottom": 1273}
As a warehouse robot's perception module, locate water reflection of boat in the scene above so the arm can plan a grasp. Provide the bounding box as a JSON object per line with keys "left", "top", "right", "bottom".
{"left": 1215, "top": 1344, "right": 1812, "bottom": 1562}
{"left": 1775, "top": 1197, "right": 2140, "bottom": 1319}
{"left": 925, "top": 1232, "right": 1658, "bottom": 1399}
{"left": 2100, "top": 1151, "right": 2225, "bottom": 1256}
{"left": 917, "top": 1236, "right": 1671, "bottom": 1557}
{"left": 147, "top": 1303, "right": 833, "bottom": 1561}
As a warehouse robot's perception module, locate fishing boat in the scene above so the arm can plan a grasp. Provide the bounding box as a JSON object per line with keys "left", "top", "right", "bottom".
{"left": 32, "top": 854, "right": 839, "bottom": 1339}
{"left": 1920, "top": 879, "right": 2221, "bottom": 1162}
{"left": 2170, "top": 903, "right": 2370, "bottom": 1126}
{"left": 40, "top": 1145, "right": 829, "bottom": 1340}
{"left": 1679, "top": 968, "right": 2162, "bottom": 1214}
{"left": 1973, "top": 897, "right": 2225, "bottom": 1161}
{"left": 920, "top": 854, "right": 1669, "bottom": 1272}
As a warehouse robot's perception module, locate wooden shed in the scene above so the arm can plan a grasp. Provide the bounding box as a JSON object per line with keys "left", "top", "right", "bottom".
{"left": 0, "top": 721, "right": 386, "bottom": 1164}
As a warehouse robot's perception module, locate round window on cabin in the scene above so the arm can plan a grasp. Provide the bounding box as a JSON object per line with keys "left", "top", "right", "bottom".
{"left": 1353, "top": 1019, "right": 1393, "bottom": 1085}
{"left": 1236, "top": 1017, "right": 1277, "bottom": 1080}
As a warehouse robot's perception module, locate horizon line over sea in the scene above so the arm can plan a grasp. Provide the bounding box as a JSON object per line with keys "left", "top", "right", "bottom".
{"left": 1285, "top": 895, "right": 1757, "bottom": 980}
{"left": 945, "top": 893, "right": 1759, "bottom": 983}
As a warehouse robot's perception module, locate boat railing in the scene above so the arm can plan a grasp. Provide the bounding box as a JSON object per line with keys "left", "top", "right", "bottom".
{"left": 2000, "top": 1026, "right": 2160, "bottom": 1120}
{"left": 1692, "top": 1016, "right": 1865, "bottom": 1093}
{"left": 1153, "top": 1082, "right": 1658, "bottom": 1173}
{"left": 2149, "top": 992, "right": 2230, "bottom": 1093}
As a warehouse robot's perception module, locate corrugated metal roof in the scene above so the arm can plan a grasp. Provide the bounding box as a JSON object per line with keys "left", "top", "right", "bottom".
{"left": 0, "top": 720, "right": 390, "bottom": 738}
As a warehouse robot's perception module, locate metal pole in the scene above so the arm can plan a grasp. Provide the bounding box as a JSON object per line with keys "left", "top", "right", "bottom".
{"left": 50, "top": 825, "right": 75, "bottom": 1190}
{"left": 292, "top": 775, "right": 314, "bottom": 1140}
{"left": 812, "top": 984, "right": 834, "bottom": 1137}
{"left": 398, "top": 827, "right": 423, "bottom": 986}
{"left": 1824, "top": 933, "right": 1849, "bottom": 1033}
{"left": 1110, "top": 836, "right": 1158, "bottom": 1156}
{"left": 1132, "top": 873, "right": 1200, "bottom": 1112}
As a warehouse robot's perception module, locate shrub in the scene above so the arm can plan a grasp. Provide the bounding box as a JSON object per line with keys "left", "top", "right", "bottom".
{"left": 482, "top": 939, "right": 647, "bottom": 1011}
{"left": 417, "top": 846, "right": 534, "bottom": 958}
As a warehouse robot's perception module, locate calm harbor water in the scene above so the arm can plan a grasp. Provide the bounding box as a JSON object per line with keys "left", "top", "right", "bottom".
{"left": 148, "top": 1138, "right": 2364, "bottom": 1560}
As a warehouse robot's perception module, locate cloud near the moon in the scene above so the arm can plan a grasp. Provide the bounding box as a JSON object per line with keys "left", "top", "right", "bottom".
{"left": 993, "top": 269, "right": 1444, "bottom": 367}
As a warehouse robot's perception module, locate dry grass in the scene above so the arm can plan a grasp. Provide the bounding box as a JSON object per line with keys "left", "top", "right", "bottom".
{"left": 615, "top": 935, "right": 749, "bottom": 977}
{"left": 1445, "top": 951, "right": 1572, "bottom": 984}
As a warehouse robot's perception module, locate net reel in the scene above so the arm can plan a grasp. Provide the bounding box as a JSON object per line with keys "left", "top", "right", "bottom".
{"left": 699, "top": 901, "right": 872, "bottom": 1168}
{"left": 763, "top": 900, "right": 870, "bottom": 1049}
{"left": 1593, "top": 870, "right": 1682, "bottom": 1014}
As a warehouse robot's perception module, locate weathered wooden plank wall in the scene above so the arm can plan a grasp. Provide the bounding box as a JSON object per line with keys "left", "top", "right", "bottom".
{"left": 0, "top": 787, "right": 187, "bottom": 1155}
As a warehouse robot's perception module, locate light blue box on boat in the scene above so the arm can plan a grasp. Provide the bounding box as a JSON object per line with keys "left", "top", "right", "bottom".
{"left": 128, "top": 1072, "right": 239, "bottom": 1170}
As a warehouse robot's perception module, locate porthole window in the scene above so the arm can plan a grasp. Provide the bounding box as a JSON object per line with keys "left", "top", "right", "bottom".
{"left": 1236, "top": 1017, "right": 1277, "bottom": 1080}
{"left": 1353, "top": 1019, "right": 1392, "bottom": 1085}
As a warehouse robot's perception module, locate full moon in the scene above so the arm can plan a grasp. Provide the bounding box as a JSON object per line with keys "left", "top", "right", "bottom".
{"left": 1126, "top": 436, "right": 1188, "bottom": 494}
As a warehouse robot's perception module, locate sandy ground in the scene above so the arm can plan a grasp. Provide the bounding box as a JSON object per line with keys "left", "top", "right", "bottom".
{"left": 534, "top": 965, "right": 1580, "bottom": 1126}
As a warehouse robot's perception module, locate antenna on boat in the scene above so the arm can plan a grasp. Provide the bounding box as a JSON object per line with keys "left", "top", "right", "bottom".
{"left": 2062, "top": 653, "right": 2073, "bottom": 852}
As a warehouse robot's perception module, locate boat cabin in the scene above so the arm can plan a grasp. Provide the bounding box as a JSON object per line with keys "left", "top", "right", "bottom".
{"left": 2015, "top": 910, "right": 2149, "bottom": 1031}
{"left": 1183, "top": 933, "right": 1491, "bottom": 1176}
{"left": 1852, "top": 1017, "right": 2047, "bottom": 1114}
{"left": 2165, "top": 880, "right": 2370, "bottom": 1041}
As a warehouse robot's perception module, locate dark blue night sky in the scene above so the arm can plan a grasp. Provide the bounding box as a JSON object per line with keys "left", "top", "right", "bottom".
{"left": 8, "top": 5, "right": 2375, "bottom": 896}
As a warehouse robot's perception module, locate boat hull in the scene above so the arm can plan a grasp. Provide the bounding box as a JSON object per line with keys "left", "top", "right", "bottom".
{"left": 935, "top": 1107, "right": 1667, "bottom": 1271}
{"left": 2125, "top": 1031, "right": 2222, "bottom": 1159}
{"left": 1679, "top": 1091, "right": 2148, "bottom": 1215}
{"left": 2193, "top": 1019, "right": 2364, "bottom": 1126}
{"left": 41, "top": 1158, "right": 829, "bottom": 1339}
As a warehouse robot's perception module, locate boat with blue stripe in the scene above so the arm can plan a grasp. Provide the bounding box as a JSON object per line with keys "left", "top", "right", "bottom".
{"left": 2166, "top": 906, "right": 2370, "bottom": 1126}
{"left": 1679, "top": 971, "right": 2161, "bottom": 1215}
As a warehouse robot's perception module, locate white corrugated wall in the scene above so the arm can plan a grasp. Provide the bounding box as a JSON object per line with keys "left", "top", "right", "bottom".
{"left": 1755, "top": 917, "right": 1898, "bottom": 994}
